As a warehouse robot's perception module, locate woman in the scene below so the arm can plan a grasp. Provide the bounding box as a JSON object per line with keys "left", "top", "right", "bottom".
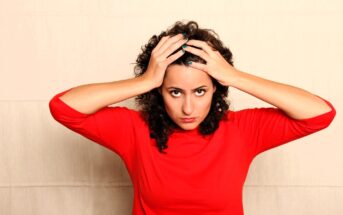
{"left": 49, "top": 21, "right": 336, "bottom": 215}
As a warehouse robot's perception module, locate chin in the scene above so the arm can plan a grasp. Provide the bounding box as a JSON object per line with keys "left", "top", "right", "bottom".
{"left": 178, "top": 123, "right": 199, "bottom": 130}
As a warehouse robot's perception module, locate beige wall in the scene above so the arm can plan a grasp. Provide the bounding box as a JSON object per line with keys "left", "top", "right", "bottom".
{"left": 1, "top": 0, "right": 342, "bottom": 214}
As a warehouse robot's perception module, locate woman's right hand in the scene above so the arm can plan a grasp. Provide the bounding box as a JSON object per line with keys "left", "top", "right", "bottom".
{"left": 143, "top": 33, "right": 188, "bottom": 88}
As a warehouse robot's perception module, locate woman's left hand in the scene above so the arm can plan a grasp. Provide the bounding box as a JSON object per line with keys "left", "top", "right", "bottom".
{"left": 183, "top": 39, "right": 239, "bottom": 86}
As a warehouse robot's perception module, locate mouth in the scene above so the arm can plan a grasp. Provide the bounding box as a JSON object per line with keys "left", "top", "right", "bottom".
{"left": 181, "top": 117, "right": 196, "bottom": 123}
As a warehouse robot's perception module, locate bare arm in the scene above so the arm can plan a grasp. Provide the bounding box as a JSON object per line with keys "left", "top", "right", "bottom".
{"left": 183, "top": 39, "right": 334, "bottom": 120}
{"left": 58, "top": 33, "right": 188, "bottom": 115}
{"left": 59, "top": 76, "right": 153, "bottom": 115}
{"left": 229, "top": 69, "right": 332, "bottom": 120}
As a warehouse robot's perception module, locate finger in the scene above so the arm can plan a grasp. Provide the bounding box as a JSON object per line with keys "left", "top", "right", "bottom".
{"left": 157, "top": 33, "right": 185, "bottom": 55}
{"left": 153, "top": 35, "right": 170, "bottom": 51}
{"left": 186, "top": 40, "right": 215, "bottom": 56}
{"left": 161, "top": 37, "right": 188, "bottom": 59}
{"left": 165, "top": 49, "right": 185, "bottom": 65}
{"left": 183, "top": 45, "right": 209, "bottom": 62}
{"left": 186, "top": 61, "right": 207, "bottom": 71}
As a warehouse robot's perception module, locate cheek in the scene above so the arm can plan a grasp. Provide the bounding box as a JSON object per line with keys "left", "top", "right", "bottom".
{"left": 197, "top": 96, "right": 214, "bottom": 116}
{"left": 163, "top": 96, "right": 179, "bottom": 115}
{"left": 199, "top": 94, "right": 214, "bottom": 107}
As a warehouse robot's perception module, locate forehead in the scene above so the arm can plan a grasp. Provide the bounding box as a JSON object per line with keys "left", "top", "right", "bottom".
{"left": 164, "top": 64, "right": 212, "bottom": 87}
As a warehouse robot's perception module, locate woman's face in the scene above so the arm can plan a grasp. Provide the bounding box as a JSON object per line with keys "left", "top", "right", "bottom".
{"left": 158, "top": 64, "right": 216, "bottom": 130}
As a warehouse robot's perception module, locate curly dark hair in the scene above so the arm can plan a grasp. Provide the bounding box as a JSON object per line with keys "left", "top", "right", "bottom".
{"left": 133, "top": 20, "right": 234, "bottom": 154}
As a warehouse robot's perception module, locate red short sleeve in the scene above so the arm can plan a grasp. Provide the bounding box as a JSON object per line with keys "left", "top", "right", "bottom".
{"left": 48, "top": 88, "right": 138, "bottom": 160}
{"left": 233, "top": 95, "right": 336, "bottom": 156}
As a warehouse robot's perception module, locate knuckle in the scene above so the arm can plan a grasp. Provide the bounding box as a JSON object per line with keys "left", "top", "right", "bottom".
{"left": 150, "top": 52, "right": 157, "bottom": 59}
{"left": 156, "top": 57, "right": 164, "bottom": 64}
{"left": 199, "top": 41, "right": 206, "bottom": 46}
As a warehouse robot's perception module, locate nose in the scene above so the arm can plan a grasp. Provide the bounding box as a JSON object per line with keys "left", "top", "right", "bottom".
{"left": 182, "top": 95, "right": 194, "bottom": 115}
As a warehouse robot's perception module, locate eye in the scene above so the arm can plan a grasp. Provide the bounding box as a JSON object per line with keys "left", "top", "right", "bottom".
{"left": 170, "top": 90, "right": 181, "bottom": 97}
{"left": 169, "top": 89, "right": 207, "bottom": 97}
{"left": 195, "top": 89, "right": 206, "bottom": 96}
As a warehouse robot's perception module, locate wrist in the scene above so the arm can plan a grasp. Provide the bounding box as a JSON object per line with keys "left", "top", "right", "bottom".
{"left": 138, "top": 75, "right": 157, "bottom": 91}
{"left": 225, "top": 68, "right": 243, "bottom": 87}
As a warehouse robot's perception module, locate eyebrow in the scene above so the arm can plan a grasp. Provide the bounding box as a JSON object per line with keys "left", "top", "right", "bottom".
{"left": 167, "top": 85, "right": 208, "bottom": 91}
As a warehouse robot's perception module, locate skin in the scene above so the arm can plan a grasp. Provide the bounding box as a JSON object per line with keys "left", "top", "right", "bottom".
{"left": 183, "top": 39, "right": 332, "bottom": 120}
{"left": 158, "top": 64, "right": 216, "bottom": 131}
{"left": 150, "top": 33, "right": 332, "bottom": 131}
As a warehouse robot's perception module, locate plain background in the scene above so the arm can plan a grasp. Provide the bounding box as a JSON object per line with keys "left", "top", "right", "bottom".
{"left": 0, "top": 0, "right": 342, "bottom": 214}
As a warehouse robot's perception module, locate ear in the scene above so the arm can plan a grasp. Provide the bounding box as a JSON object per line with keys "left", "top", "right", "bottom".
{"left": 213, "top": 84, "right": 216, "bottom": 93}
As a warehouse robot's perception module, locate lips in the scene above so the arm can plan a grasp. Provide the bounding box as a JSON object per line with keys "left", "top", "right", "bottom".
{"left": 181, "top": 117, "right": 196, "bottom": 123}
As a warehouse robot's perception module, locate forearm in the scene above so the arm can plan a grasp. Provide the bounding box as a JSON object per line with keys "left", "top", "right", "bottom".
{"left": 228, "top": 69, "right": 332, "bottom": 120}
{"left": 59, "top": 76, "right": 153, "bottom": 115}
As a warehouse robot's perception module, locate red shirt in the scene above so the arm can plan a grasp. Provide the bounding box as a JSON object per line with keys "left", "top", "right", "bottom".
{"left": 49, "top": 88, "right": 336, "bottom": 215}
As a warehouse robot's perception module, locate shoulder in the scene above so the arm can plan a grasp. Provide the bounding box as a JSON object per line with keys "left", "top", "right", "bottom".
{"left": 225, "top": 106, "right": 279, "bottom": 122}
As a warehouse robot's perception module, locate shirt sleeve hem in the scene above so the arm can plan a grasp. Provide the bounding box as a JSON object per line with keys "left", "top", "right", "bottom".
{"left": 49, "top": 88, "right": 91, "bottom": 118}
{"left": 293, "top": 95, "right": 336, "bottom": 125}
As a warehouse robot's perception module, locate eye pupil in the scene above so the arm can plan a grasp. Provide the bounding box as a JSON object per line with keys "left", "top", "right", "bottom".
{"left": 170, "top": 90, "right": 180, "bottom": 97}
{"left": 196, "top": 89, "right": 206, "bottom": 96}
{"left": 170, "top": 89, "right": 206, "bottom": 97}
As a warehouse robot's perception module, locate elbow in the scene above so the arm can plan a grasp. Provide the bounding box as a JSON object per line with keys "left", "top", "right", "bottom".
{"left": 322, "top": 98, "right": 337, "bottom": 125}
{"left": 48, "top": 96, "right": 60, "bottom": 121}
{"left": 295, "top": 100, "right": 337, "bottom": 133}
{"left": 326, "top": 104, "right": 336, "bottom": 126}
{"left": 314, "top": 95, "right": 337, "bottom": 126}
{"left": 316, "top": 101, "right": 337, "bottom": 129}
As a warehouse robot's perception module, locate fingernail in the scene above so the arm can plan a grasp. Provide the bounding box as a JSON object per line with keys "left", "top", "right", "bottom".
{"left": 182, "top": 44, "right": 187, "bottom": 49}
{"left": 182, "top": 32, "right": 187, "bottom": 39}
{"left": 186, "top": 61, "right": 192, "bottom": 65}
